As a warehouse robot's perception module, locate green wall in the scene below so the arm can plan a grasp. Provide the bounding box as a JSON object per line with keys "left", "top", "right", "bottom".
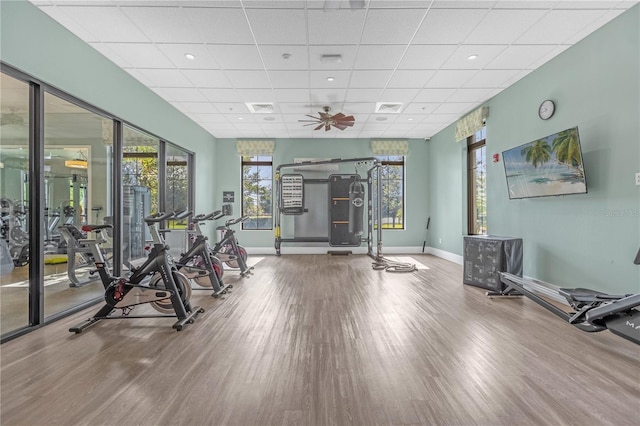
{"left": 214, "top": 138, "right": 429, "bottom": 250}
{"left": 428, "top": 5, "right": 640, "bottom": 293}
{"left": 0, "top": 0, "right": 219, "bottom": 215}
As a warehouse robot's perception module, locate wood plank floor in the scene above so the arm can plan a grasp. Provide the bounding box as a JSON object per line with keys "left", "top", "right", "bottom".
{"left": 1, "top": 254, "right": 639, "bottom": 426}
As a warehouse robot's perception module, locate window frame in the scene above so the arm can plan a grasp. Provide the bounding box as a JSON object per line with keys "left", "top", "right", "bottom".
{"left": 467, "top": 128, "right": 487, "bottom": 235}
{"left": 241, "top": 155, "right": 273, "bottom": 230}
{"left": 375, "top": 155, "right": 405, "bottom": 230}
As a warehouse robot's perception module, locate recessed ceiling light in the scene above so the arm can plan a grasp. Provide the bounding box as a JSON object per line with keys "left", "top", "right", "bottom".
{"left": 185, "top": 53, "right": 196, "bottom": 60}
{"left": 238, "top": 117, "right": 244, "bottom": 120}
{"left": 467, "top": 54, "right": 478, "bottom": 60}
{"left": 408, "top": 118, "right": 414, "bottom": 121}
{"left": 326, "top": 76, "right": 335, "bottom": 82}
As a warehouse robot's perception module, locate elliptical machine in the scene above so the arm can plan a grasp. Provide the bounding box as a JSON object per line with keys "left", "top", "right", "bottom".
{"left": 69, "top": 211, "right": 204, "bottom": 333}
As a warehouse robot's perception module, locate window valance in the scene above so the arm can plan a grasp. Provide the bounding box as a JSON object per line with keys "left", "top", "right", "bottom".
{"left": 370, "top": 140, "right": 409, "bottom": 156}
{"left": 455, "top": 106, "right": 489, "bottom": 142}
{"left": 236, "top": 140, "right": 275, "bottom": 156}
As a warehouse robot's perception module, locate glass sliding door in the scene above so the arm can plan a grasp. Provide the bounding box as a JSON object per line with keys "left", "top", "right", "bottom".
{"left": 43, "top": 92, "right": 113, "bottom": 319}
{"left": 0, "top": 73, "right": 31, "bottom": 334}
{"left": 122, "top": 126, "right": 159, "bottom": 268}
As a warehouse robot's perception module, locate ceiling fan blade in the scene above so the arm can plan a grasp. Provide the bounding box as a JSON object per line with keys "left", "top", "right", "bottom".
{"left": 335, "top": 120, "right": 355, "bottom": 127}
{"left": 299, "top": 119, "right": 321, "bottom": 122}
{"left": 302, "top": 123, "right": 321, "bottom": 127}
{"left": 314, "top": 124, "right": 325, "bottom": 131}
{"left": 331, "top": 113, "right": 346, "bottom": 120}
{"left": 340, "top": 115, "right": 355, "bottom": 122}
{"left": 334, "top": 123, "right": 348, "bottom": 130}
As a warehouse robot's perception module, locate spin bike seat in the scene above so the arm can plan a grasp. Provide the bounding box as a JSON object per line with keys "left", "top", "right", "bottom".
{"left": 81, "top": 224, "right": 113, "bottom": 232}
{"left": 559, "top": 288, "right": 625, "bottom": 304}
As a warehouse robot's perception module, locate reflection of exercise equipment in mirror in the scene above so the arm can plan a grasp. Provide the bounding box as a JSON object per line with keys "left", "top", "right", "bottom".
{"left": 0, "top": 198, "right": 29, "bottom": 267}
{"left": 69, "top": 211, "right": 204, "bottom": 333}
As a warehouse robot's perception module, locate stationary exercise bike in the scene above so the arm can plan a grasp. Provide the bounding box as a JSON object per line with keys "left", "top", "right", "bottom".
{"left": 174, "top": 209, "right": 230, "bottom": 298}
{"left": 212, "top": 215, "right": 253, "bottom": 276}
{"left": 496, "top": 248, "right": 640, "bottom": 345}
{"left": 69, "top": 211, "right": 204, "bottom": 333}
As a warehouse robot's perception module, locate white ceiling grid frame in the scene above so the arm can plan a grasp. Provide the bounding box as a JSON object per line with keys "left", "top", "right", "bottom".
{"left": 28, "top": 0, "right": 640, "bottom": 140}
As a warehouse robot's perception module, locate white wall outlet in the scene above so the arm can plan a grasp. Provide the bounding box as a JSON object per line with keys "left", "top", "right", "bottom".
{"left": 636, "top": 172, "right": 640, "bottom": 186}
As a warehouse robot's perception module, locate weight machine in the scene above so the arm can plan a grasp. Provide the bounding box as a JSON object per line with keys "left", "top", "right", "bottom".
{"left": 274, "top": 157, "right": 383, "bottom": 259}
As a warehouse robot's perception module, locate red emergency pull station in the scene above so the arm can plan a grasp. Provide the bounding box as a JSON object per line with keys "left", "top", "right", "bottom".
{"left": 492, "top": 153, "right": 500, "bottom": 163}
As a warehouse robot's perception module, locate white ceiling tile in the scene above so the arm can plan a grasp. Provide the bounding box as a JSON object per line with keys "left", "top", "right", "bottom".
{"left": 527, "top": 45, "right": 571, "bottom": 69}
{"left": 446, "top": 88, "right": 493, "bottom": 103}
{"left": 183, "top": 69, "right": 232, "bottom": 88}
{"left": 280, "top": 104, "right": 314, "bottom": 114}
{"left": 174, "top": 102, "right": 218, "bottom": 113}
{"left": 309, "top": 71, "right": 351, "bottom": 88}
{"left": 89, "top": 42, "right": 133, "bottom": 68}
{"left": 260, "top": 45, "right": 309, "bottom": 70}
{"left": 485, "top": 45, "right": 556, "bottom": 70}
{"left": 500, "top": 69, "right": 534, "bottom": 89}
{"left": 348, "top": 70, "right": 394, "bottom": 88}
{"left": 219, "top": 103, "right": 252, "bottom": 114}
{"left": 517, "top": 9, "right": 611, "bottom": 44}
{"left": 235, "top": 88, "right": 277, "bottom": 103}
{"left": 426, "top": 70, "right": 477, "bottom": 88}
{"left": 183, "top": 7, "right": 255, "bottom": 44}
{"left": 387, "top": 70, "right": 436, "bottom": 89}
{"left": 38, "top": 5, "right": 99, "bottom": 42}
{"left": 200, "top": 88, "right": 239, "bottom": 103}
{"left": 413, "top": 88, "right": 457, "bottom": 102}
{"left": 433, "top": 102, "right": 474, "bottom": 114}
{"left": 307, "top": 9, "right": 366, "bottom": 45}
{"left": 423, "top": 113, "right": 461, "bottom": 123}
{"left": 308, "top": 46, "right": 359, "bottom": 70}
{"left": 156, "top": 43, "right": 221, "bottom": 69}
{"left": 354, "top": 45, "right": 407, "bottom": 70}
{"left": 224, "top": 70, "right": 271, "bottom": 89}
{"left": 98, "top": 43, "right": 174, "bottom": 68}
{"left": 57, "top": 5, "right": 150, "bottom": 42}
{"left": 269, "top": 70, "right": 309, "bottom": 88}
{"left": 207, "top": 45, "right": 264, "bottom": 69}
{"left": 133, "top": 69, "right": 194, "bottom": 87}
{"left": 245, "top": 9, "right": 307, "bottom": 45}
{"left": 152, "top": 87, "right": 207, "bottom": 102}
{"left": 121, "top": 6, "right": 201, "bottom": 43}
{"left": 309, "top": 89, "right": 348, "bottom": 105}
{"left": 412, "top": 8, "right": 489, "bottom": 44}
{"left": 398, "top": 45, "right": 458, "bottom": 70}
{"left": 430, "top": 1, "right": 496, "bottom": 8}
{"left": 463, "top": 69, "right": 522, "bottom": 88}
{"left": 442, "top": 45, "right": 508, "bottom": 70}
{"left": 275, "top": 89, "right": 311, "bottom": 103}
{"left": 465, "top": 9, "right": 548, "bottom": 44}
{"left": 344, "top": 88, "right": 384, "bottom": 102}
{"left": 403, "top": 103, "right": 440, "bottom": 114}
{"left": 379, "top": 88, "right": 419, "bottom": 103}
{"left": 564, "top": 9, "right": 626, "bottom": 44}
{"left": 361, "top": 9, "right": 426, "bottom": 44}
{"left": 341, "top": 103, "right": 376, "bottom": 114}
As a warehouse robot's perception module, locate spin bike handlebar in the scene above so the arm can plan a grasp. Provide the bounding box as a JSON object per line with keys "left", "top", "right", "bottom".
{"left": 145, "top": 209, "right": 189, "bottom": 224}
{"left": 224, "top": 216, "right": 249, "bottom": 227}
{"left": 193, "top": 209, "right": 223, "bottom": 222}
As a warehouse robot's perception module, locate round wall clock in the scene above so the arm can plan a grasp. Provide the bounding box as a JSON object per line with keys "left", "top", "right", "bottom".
{"left": 538, "top": 100, "right": 555, "bottom": 120}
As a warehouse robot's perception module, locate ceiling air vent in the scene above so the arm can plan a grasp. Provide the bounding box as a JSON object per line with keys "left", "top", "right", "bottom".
{"left": 375, "top": 102, "right": 403, "bottom": 113}
{"left": 246, "top": 103, "right": 275, "bottom": 113}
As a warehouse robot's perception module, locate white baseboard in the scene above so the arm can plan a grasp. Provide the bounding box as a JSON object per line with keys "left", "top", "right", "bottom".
{"left": 426, "top": 247, "right": 464, "bottom": 265}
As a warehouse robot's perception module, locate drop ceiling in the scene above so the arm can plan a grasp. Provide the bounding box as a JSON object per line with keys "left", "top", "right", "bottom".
{"left": 30, "top": 0, "right": 638, "bottom": 139}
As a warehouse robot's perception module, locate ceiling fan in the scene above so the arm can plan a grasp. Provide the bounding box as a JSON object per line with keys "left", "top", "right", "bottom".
{"left": 299, "top": 106, "right": 355, "bottom": 132}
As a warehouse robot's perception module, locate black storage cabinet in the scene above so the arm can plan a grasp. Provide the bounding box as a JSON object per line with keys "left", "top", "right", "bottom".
{"left": 463, "top": 235, "right": 523, "bottom": 292}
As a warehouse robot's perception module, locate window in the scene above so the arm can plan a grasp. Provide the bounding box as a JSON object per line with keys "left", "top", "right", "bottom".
{"left": 242, "top": 156, "right": 272, "bottom": 230}
{"left": 468, "top": 127, "right": 487, "bottom": 235}
{"left": 375, "top": 155, "right": 405, "bottom": 229}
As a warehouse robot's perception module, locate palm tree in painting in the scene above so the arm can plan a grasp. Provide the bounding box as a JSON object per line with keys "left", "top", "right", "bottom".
{"left": 521, "top": 139, "right": 552, "bottom": 167}
{"left": 551, "top": 128, "right": 584, "bottom": 176}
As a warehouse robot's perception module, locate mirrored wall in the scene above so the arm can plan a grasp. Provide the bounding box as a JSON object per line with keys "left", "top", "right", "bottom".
{"left": 0, "top": 66, "right": 194, "bottom": 341}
